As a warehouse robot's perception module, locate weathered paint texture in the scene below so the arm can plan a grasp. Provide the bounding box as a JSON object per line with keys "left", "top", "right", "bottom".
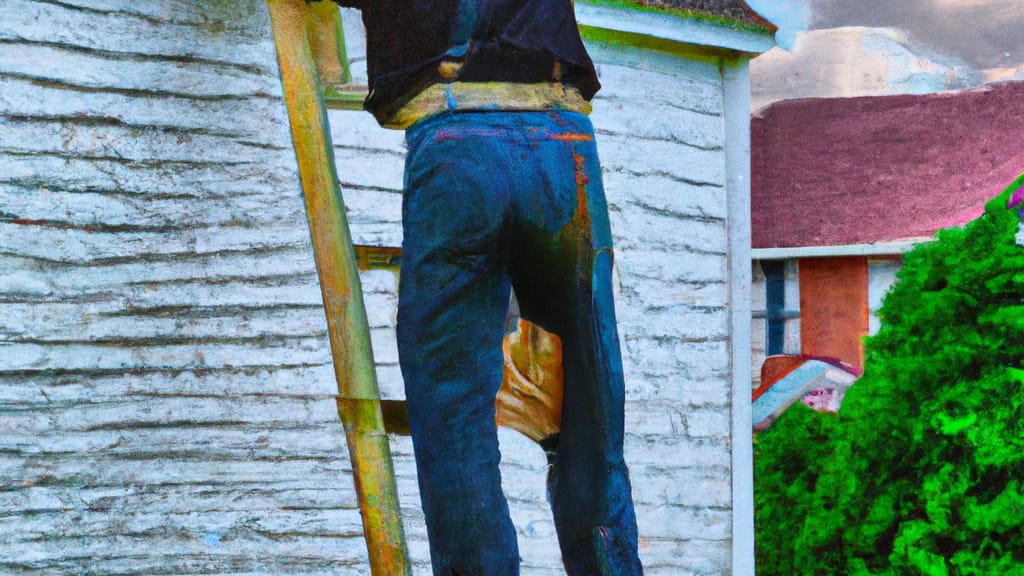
{"left": 1, "top": 1, "right": 391, "bottom": 572}
{"left": 0, "top": 1, "right": 752, "bottom": 574}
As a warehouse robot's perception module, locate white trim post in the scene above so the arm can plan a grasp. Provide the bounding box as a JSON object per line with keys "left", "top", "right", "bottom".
{"left": 722, "top": 56, "right": 755, "bottom": 575}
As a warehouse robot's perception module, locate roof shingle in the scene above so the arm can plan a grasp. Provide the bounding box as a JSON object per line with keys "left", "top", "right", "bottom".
{"left": 752, "top": 81, "right": 1024, "bottom": 249}
{"left": 603, "top": 0, "right": 776, "bottom": 32}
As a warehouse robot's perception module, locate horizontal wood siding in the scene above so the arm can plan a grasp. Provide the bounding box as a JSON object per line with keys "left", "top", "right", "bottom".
{"left": 592, "top": 52, "right": 733, "bottom": 576}
{"left": 1, "top": 1, "right": 390, "bottom": 573}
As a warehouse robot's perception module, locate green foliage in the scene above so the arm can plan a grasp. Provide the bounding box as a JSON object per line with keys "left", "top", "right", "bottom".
{"left": 755, "top": 177, "right": 1024, "bottom": 575}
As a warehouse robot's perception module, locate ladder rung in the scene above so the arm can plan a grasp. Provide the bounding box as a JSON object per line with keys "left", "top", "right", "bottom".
{"left": 324, "top": 86, "right": 369, "bottom": 110}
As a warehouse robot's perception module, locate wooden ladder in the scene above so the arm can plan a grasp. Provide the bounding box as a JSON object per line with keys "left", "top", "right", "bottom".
{"left": 265, "top": 2, "right": 568, "bottom": 573}
{"left": 265, "top": 2, "right": 411, "bottom": 574}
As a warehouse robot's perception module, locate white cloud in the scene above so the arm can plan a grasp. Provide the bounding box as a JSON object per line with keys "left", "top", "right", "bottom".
{"left": 750, "top": 27, "right": 978, "bottom": 110}
{"left": 745, "top": 0, "right": 811, "bottom": 51}
{"left": 931, "top": 0, "right": 1017, "bottom": 7}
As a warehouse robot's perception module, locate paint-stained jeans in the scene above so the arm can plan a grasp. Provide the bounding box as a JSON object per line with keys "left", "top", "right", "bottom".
{"left": 397, "top": 110, "right": 643, "bottom": 576}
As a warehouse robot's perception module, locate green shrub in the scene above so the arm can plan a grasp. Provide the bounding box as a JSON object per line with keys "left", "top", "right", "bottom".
{"left": 755, "top": 176, "right": 1024, "bottom": 575}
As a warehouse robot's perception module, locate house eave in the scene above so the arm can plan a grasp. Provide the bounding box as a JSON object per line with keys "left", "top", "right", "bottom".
{"left": 575, "top": 1, "right": 776, "bottom": 55}
{"left": 752, "top": 239, "right": 934, "bottom": 260}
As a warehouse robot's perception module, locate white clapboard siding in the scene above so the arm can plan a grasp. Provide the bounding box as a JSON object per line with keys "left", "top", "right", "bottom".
{"left": 0, "top": 0, "right": 412, "bottom": 573}
{"left": 1, "top": 1, "right": 742, "bottom": 574}
{"left": 593, "top": 48, "right": 734, "bottom": 576}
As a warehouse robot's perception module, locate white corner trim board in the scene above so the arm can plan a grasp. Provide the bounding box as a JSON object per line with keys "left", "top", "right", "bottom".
{"left": 752, "top": 239, "right": 933, "bottom": 260}
{"left": 723, "top": 58, "right": 755, "bottom": 576}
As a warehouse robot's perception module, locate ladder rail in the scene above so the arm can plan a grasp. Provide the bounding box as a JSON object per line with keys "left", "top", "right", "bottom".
{"left": 265, "top": 2, "right": 411, "bottom": 574}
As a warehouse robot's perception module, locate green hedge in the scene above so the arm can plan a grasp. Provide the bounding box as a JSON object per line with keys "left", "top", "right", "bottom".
{"left": 755, "top": 176, "right": 1024, "bottom": 575}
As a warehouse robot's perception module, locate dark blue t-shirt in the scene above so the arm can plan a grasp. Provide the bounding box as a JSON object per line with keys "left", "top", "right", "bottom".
{"left": 331, "top": 0, "right": 600, "bottom": 124}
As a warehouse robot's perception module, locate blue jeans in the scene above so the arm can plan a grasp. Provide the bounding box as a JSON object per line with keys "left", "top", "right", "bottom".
{"left": 397, "top": 110, "right": 643, "bottom": 576}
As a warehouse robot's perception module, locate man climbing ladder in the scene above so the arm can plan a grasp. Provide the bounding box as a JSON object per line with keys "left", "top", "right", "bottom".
{"left": 269, "top": 1, "right": 644, "bottom": 574}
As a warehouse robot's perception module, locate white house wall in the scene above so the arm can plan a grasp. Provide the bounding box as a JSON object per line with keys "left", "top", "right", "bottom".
{"left": 867, "top": 258, "right": 902, "bottom": 336}
{"left": 589, "top": 41, "right": 735, "bottom": 576}
{"left": 1, "top": 1, "right": 374, "bottom": 574}
{"left": 750, "top": 259, "right": 799, "bottom": 387}
{"left": 1, "top": 2, "right": 744, "bottom": 575}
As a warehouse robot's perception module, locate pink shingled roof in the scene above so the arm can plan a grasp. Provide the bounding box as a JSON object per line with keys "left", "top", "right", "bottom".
{"left": 752, "top": 81, "right": 1024, "bottom": 249}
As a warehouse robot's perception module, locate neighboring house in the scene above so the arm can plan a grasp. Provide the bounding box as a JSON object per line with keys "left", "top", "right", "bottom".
{"left": 0, "top": 1, "right": 774, "bottom": 574}
{"left": 752, "top": 355, "right": 860, "bottom": 431}
{"left": 749, "top": 81, "right": 1024, "bottom": 387}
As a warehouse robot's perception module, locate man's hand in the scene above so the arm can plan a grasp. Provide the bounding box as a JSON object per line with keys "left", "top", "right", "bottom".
{"left": 496, "top": 319, "right": 564, "bottom": 443}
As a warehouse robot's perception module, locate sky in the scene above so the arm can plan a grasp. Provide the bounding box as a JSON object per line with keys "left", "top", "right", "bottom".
{"left": 744, "top": 0, "right": 1024, "bottom": 109}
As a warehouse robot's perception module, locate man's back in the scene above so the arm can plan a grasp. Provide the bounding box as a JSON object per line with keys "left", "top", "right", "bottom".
{"left": 334, "top": 0, "right": 600, "bottom": 124}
